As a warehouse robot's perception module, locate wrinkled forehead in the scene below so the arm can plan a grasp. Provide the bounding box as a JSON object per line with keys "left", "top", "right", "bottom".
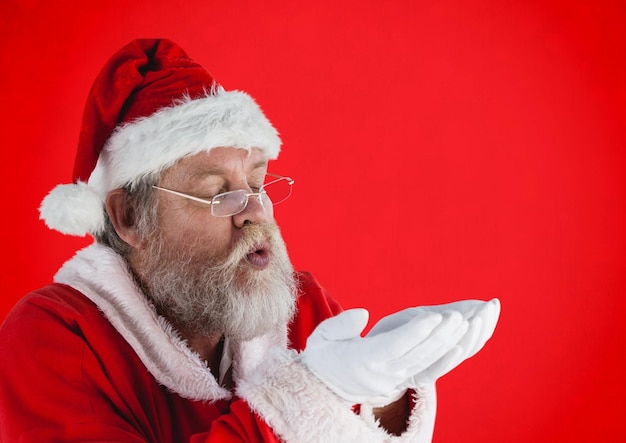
{"left": 161, "top": 147, "right": 269, "bottom": 183}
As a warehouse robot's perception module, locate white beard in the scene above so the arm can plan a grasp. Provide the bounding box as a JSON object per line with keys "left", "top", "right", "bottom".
{"left": 135, "top": 221, "right": 297, "bottom": 341}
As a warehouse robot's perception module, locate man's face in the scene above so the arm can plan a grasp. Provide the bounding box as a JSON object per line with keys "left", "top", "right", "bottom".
{"left": 132, "top": 147, "right": 296, "bottom": 340}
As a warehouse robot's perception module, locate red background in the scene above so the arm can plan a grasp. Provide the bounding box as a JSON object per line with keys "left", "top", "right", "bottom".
{"left": 1, "top": 1, "right": 625, "bottom": 441}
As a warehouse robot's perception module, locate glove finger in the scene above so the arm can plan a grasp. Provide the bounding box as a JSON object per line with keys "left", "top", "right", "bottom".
{"left": 369, "top": 298, "right": 494, "bottom": 337}
{"left": 392, "top": 311, "right": 468, "bottom": 373}
{"left": 400, "top": 299, "right": 501, "bottom": 387}
{"left": 313, "top": 308, "right": 370, "bottom": 341}
{"left": 418, "top": 300, "right": 486, "bottom": 320}
{"left": 471, "top": 298, "right": 500, "bottom": 351}
{"left": 455, "top": 298, "right": 500, "bottom": 361}
{"left": 404, "top": 345, "right": 464, "bottom": 386}
{"left": 456, "top": 315, "right": 483, "bottom": 361}
{"left": 403, "top": 324, "right": 469, "bottom": 376}
{"left": 413, "top": 299, "right": 501, "bottom": 380}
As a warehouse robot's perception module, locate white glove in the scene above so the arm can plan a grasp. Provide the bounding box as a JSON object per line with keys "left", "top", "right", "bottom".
{"left": 368, "top": 298, "right": 501, "bottom": 390}
{"left": 299, "top": 307, "right": 468, "bottom": 404}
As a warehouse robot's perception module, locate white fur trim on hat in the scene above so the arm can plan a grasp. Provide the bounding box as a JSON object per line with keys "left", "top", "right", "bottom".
{"left": 40, "top": 87, "right": 281, "bottom": 236}
{"left": 90, "top": 87, "right": 281, "bottom": 195}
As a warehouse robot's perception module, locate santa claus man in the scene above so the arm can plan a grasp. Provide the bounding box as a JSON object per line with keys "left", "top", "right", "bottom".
{"left": 0, "top": 39, "right": 500, "bottom": 442}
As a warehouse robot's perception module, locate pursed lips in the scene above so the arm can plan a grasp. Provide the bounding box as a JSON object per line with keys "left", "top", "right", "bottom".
{"left": 245, "top": 241, "right": 271, "bottom": 269}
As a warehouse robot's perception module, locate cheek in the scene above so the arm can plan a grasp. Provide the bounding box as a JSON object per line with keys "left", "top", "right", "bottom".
{"left": 159, "top": 208, "right": 234, "bottom": 251}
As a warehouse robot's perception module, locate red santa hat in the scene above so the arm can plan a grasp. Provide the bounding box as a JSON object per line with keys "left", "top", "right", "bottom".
{"left": 39, "top": 39, "right": 281, "bottom": 236}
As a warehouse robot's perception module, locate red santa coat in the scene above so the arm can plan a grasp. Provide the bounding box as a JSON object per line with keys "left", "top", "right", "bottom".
{"left": 0, "top": 244, "right": 435, "bottom": 442}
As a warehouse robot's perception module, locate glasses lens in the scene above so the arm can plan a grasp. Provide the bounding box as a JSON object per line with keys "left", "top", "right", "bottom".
{"left": 263, "top": 177, "right": 292, "bottom": 205}
{"left": 211, "top": 190, "right": 247, "bottom": 217}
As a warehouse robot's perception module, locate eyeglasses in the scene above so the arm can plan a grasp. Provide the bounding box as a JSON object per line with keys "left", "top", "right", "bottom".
{"left": 152, "top": 173, "right": 294, "bottom": 217}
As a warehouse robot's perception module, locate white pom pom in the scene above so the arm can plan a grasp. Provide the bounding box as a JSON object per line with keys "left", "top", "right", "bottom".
{"left": 39, "top": 182, "right": 105, "bottom": 236}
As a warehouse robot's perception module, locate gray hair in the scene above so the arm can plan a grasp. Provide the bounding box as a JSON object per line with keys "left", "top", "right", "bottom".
{"left": 94, "top": 175, "right": 160, "bottom": 259}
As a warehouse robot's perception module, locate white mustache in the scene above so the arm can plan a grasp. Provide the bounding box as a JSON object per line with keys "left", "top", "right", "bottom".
{"left": 224, "top": 222, "right": 280, "bottom": 266}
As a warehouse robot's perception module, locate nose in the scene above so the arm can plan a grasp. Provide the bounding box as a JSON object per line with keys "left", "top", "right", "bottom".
{"left": 232, "top": 192, "right": 272, "bottom": 228}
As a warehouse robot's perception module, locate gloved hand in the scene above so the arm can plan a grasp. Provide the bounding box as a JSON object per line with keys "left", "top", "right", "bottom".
{"left": 299, "top": 307, "right": 469, "bottom": 404}
{"left": 367, "top": 298, "right": 501, "bottom": 397}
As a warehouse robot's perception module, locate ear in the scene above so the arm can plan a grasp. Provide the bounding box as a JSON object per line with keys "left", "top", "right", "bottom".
{"left": 105, "top": 189, "right": 142, "bottom": 248}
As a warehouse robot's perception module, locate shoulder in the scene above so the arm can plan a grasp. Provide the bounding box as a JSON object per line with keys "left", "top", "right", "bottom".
{"left": 2, "top": 284, "right": 101, "bottom": 329}
{"left": 295, "top": 271, "right": 343, "bottom": 313}
{"left": 0, "top": 283, "right": 125, "bottom": 362}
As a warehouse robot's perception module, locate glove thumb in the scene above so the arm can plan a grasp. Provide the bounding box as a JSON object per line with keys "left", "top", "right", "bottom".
{"left": 314, "top": 308, "right": 370, "bottom": 341}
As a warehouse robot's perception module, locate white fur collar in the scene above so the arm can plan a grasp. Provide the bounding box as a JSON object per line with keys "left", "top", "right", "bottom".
{"left": 54, "top": 243, "right": 287, "bottom": 401}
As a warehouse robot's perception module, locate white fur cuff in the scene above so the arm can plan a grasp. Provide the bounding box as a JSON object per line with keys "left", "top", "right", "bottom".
{"left": 235, "top": 348, "right": 437, "bottom": 442}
